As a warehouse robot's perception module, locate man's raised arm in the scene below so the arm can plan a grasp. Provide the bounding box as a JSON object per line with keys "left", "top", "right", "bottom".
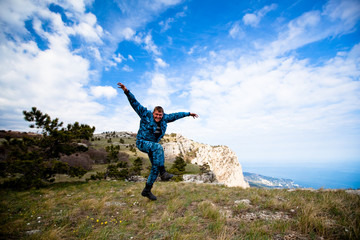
{"left": 117, "top": 82, "right": 147, "bottom": 117}
{"left": 117, "top": 82, "right": 128, "bottom": 93}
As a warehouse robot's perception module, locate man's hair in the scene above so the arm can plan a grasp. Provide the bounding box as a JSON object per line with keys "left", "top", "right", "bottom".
{"left": 153, "top": 106, "right": 164, "bottom": 113}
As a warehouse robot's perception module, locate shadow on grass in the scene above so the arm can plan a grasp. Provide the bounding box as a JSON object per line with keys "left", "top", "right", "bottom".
{"left": 0, "top": 180, "right": 90, "bottom": 193}
{"left": 45, "top": 180, "right": 89, "bottom": 190}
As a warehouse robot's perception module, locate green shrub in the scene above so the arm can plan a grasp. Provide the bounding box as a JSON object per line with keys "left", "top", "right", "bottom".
{"left": 169, "top": 156, "right": 187, "bottom": 175}
{"left": 106, "top": 164, "right": 129, "bottom": 180}
{"left": 105, "top": 145, "right": 120, "bottom": 163}
{"left": 129, "top": 157, "right": 143, "bottom": 176}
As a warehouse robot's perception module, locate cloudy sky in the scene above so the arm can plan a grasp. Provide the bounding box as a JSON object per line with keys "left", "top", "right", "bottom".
{"left": 0, "top": 0, "right": 359, "bottom": 165}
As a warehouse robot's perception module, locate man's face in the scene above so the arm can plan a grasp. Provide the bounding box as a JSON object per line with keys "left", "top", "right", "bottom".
{"left": 153, "top": 110, "right": 163, "bottom": 122}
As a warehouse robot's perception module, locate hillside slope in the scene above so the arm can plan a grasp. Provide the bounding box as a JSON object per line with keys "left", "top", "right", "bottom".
{"left": 1, "top": 181, "right": 359, "bottom": 239}
{"left": 92, "top": 132, "right": 300, "bottom": 189}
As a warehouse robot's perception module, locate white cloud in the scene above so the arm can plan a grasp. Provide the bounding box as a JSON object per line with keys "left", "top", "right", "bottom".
{"left": 0, "top": 0, "right": 108, "bottom": 130}
{"left": 267, "top": 11, "right": 322, "bottom": 55}
{"left": 74, "top": 13, "right": 103, "bottom": 43}
{"left": 159, "top": 6, "right": 187, "bottom": 32}
{"left": 145, "top": 73, "right": 175, "bottom": 108}
{"left": 229, "top": 21, "right": 245, "bottom": 39}
{"left": 183, "top": 43, "right": 360, "bottom": 161}
{"left": 122, "top": 65, "right": 133, "bottom": 72}
{"left": 242, "top": 13, "right": 258, "bottom": 27}
{"left": 0, "top": 0, "right": 38, "bottom": 37}
{"left": 63, "top": 0, "right": 86, "bottom": 13}
{"left": 113, "top": 53, "right": 124, "bottom": 63}
{"left": 122, "top": 27, "right": 135, "bottom": 40}
{"left": 159, "top": 17, "right": 174, "bottom": 32}
{"left": 155, "top": 57, "right": 169, "bottom": 68}
{"left": 128, "top": 54, "right": 134, "bottom": 61}
{"left": 103, "top": 53, "right": 131, "bottom": 71}
{"left": 188, "top": 45, "right": 197, "bottom": 55}
{"left": 113, "top": 0, "right": 182, "bottom": 34}
{"left": 109, "top": 0, "right": 184, "bottom": 59}
{"left": 167, "top": 36, "right": 173, "bottom": 45}
{"left": 89, "top": 46, "right": 101, "bottom": 60}
{"left": 174, "top": 1, "right": 360, "bottom": 161}
{"left": 116, "top": 0, "right": 182, "bottom": 14}
{"left": 90, "top": 0, "right": 184, "bottom": 76}
{"left": 323, "top": 0, "right": 360, "bottom": 26}
{"left": 0, "top": 0, "right": 180, "bottom": 133}
{"left": 265, "top": 0, "right": 360, "bottom": 56}
{"left": 0, "top": 36, "right": 105, "bottom": 128}
{"left": 144, "top": 33, "right": 161, "bottom": 55}
{"left": 134, "top": 32, "right": 161, "bottom": 56}
{"left": 243, "top": 3, "right": 277, "bottom": 27}
{"left": 91, "top": 86, "right": 117, "bottom": 99}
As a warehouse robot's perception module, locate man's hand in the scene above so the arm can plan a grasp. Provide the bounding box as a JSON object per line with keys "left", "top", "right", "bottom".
{"left": 190, "top": 113, "right": 199, "bottom": 119}
{"left": 117, "top": 82, "right": 128, "bottom": 92}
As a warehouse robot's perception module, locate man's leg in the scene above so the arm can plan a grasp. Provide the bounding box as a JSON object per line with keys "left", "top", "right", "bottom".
{"left": 146, "top": 143, "right": 173, "bottom": 181}
{"left": 137, "top": 141, "right": 164, "bottom": 185}
{"left": 138, "top": 151, "right": 156, "bottom": 200}
{"left": 136, "top": 140, "right": 166, "bottom": 200}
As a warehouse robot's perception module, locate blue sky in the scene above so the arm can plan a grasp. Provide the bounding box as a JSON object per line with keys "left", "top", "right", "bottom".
{"left": 0, "top": 0, "right": 359, "bottom": 165}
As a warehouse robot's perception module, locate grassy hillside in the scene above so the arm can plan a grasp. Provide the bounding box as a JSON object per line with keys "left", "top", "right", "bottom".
{"left": 1, "top": 132, "right": 359, "bottom": 239}
{"left": 1, "top": 181, "right": 359, "bottom": 240}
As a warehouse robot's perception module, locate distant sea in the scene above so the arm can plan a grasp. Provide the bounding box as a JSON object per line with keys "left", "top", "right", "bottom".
{"left": 241, "top": 160, "right": 360, "bottom": 189}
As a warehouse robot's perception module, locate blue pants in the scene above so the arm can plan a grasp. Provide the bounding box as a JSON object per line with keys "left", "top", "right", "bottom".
{"left": 136, "top": 140, "right": 164, "bottom": 186}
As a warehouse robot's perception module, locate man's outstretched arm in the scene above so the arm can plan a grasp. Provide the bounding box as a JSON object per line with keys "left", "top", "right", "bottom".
{"left": 118, "top": 82, "right": 148, "bottom": 117}
{"left": 165, "top": 112, "right": 199, "bottom": 123}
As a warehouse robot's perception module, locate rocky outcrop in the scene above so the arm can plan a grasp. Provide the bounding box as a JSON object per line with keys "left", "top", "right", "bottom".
{"left": 183, "top": 172, "right": 218, "bottom": 184}
{"left": 162, "top": 134, "right": 199, "bottom": 161}
{"left": 162, "top": 134, "right": 249, "bottom": 188}
{"left": 192, "top": 145, "right": 249, "bottom": 188}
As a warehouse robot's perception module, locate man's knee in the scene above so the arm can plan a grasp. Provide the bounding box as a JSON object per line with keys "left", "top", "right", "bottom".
{"left": 152, "top": 143, "right": 163, "bottom": 153}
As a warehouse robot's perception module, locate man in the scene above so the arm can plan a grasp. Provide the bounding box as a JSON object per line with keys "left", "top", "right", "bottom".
{"left": 118, "top": 82, "right": 198, "bottom": 200}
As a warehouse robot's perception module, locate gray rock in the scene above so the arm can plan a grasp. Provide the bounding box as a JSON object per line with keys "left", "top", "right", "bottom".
{"left": 26, "top": 230, "right": 41, "bottom": 235}
{"left": 345, "top": 190, "right": 360, "bottom": 195}
{"left": 234, "top": 199, "right": 251, "bottom": 206}
{"left": 183, "top": 172, "right": 218, "bottom": 184}
{"left": 127, "top": 175, "right": 147, "bottom": 182}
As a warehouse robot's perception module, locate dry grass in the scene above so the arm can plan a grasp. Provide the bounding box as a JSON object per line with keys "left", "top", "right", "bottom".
{"left": 1, "top": 181, "right": 359, "bottom": 239}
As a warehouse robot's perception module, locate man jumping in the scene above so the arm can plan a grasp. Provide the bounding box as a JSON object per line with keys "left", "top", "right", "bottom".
{"left": 118, "top": 82, "right": 198, "bottom": 200}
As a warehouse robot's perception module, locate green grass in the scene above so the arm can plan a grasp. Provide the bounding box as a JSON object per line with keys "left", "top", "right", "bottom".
{"left": 1, "top": 181, "right": 359, "bottom": 240}
{"left": 184, "top": 164, "right": 200, "bottom": 174}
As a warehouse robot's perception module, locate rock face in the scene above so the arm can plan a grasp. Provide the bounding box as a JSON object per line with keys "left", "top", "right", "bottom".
{"left": 162, "top": 134, "right": 249, "bottom": 188}
{"left": 162, "top": 134, "right": 198, "bottom": 160}
{"left": 192, "top": 145, "right": 249, "bottom": 188}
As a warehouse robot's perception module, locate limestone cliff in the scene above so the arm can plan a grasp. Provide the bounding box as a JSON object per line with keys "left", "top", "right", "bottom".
{"left": 161, "top": 134, "right": 249, "bottom": 188}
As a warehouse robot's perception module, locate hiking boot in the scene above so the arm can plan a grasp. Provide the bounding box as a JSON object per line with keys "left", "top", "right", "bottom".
{"left": 141, "top": 183, "right": 157, "bottom": 201}
{"left": 160, "top": 171, "right": 174, "bottom": 181}
{"left": 159, "top": 166, "right": 174, "bottom": 181}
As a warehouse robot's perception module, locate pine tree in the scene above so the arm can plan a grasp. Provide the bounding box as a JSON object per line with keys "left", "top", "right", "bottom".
{"left": 1, "top": 107, "right": 95, "bottom": 189}
{"left": 105, "top": 144, "right": 120, "bottom": 163}
{"left": 130, "top": 157, "right": 143, "bottom": 176}
{"left": 170, "top": 155, "right": 187, "bottom": 175}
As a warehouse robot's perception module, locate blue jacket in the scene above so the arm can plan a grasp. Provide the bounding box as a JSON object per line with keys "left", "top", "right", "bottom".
{"left": 125, "top": 90, "right": 190, "bottom": 143}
